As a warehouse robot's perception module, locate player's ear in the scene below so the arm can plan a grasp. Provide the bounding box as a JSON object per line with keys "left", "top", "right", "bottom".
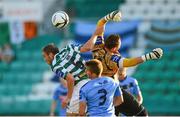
{"left": 111, "top": 47, "right": 117, "bottom": 52}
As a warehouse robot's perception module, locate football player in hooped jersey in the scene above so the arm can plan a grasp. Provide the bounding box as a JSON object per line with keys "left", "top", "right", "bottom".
{"left": 79, "top": 59, "right": 123, "bottom": 116}
{"left": 42, "top": 10, "right": 122, "bottom": 116}
{"left": 92, "top": 11, "right": 163, "bottom": 116}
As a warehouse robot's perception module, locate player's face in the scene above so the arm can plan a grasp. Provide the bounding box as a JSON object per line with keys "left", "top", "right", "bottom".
{"left": 111, "top": 40, "right": 121, "bottom": 53}
{"left": 42, "top": 52, "right": 52, "bottom": 65}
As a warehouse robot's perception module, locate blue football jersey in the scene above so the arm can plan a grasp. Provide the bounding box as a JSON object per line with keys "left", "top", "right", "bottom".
{"left": 53, "top": 84, "right": 67, "bottom": 116}
{"left": 119, "top": 76, "right": 141, "bottom": 96}
{"left": 80, "top": 77, "right": 122, "bottom": 116}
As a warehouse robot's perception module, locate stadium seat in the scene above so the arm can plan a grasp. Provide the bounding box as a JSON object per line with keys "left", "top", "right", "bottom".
{"left": 0, "top": 96, "right": 15, "bottom": 114}
{"left": 0, "top": 22, "right": 10, "bottom": 46}
{"left": 2, "top": 73, "right": 17, "bottom": 84}
{"left": 16, "top": 51, "right": 30, "bottom": 60}
{"left": 27, "top": 99, "right": 51, "bottom": 114}
{"left": 0, "top": 85, "right": 8, "bottom": 96}
{"left": 0, "top": 34, "right": 60, "bottom": 115}
{"left": 10, "top": 61, "right": 24, "bottom": 71}
{"left": 0, "top": 63, "right": 9, "bottom": 72}
{"left": 67, "top": 0, "right": 125, "bottom": 18}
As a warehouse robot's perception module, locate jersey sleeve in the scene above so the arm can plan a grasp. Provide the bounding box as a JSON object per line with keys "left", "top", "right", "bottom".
{"left": 110, "top": 55, "right": 124, "bottom": 69}
{"left": 69, "top": 44, "right": 82, "bottom": 53}
{"left": 92, "top": 36, "right": 104, "bottom": 51}
{"left": 53, "top": 88, "right": 59, "bottom": 100}
{"left": 114, "top": 85, "right": 122, "bottom": 97}
{"left": 79, "top": 88, "right": 87, "bottom": 103}
{"left": 52, "top": 65, "right": 68, "bottom": 79}
{"left": 133, "top": 79, "right": 141, "bottom": 95}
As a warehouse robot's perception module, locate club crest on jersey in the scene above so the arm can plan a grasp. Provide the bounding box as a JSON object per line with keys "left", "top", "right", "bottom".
{"left": 65, "top": 55, "right": 71, "bottom": 60}
{"left": 59, "top": 51, "right": 69, "bottom": 60}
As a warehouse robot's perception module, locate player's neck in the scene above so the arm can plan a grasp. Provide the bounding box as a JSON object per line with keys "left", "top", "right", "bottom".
{"left": 105, "top": 47, "right": 117, "bottom": 54}
{"left": 90, "top": 74, "right": 101, "bottom": 80}
{"left": 119, "top": 75, "right": 127, "bottom": 81}
{"left": 105, "top": 47, "right": 112, "bottom": 53}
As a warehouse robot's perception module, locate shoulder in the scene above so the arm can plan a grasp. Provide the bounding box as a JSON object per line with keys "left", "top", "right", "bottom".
{"left": 68, "top": 43, "right": 82, "bottom": 49}
{"left": 68, "top": 43, "right": 82, "bottom": 53}
{"left": 127, "top": 76, "right": 138, "bottom": 85}
{"left": 95, "top": 36, "right": 104, "bottom": 45}
{"left": 110, "top": 54, "right": 122, "bottom": 63}
{"left": 101, "top": 77, "right": 118, "bottom": 85}
{"left": 51, "top": 54, "right": 61, "bottom": 68}
{"left": 80, "top": 81, "right": 92, "bottom": 92}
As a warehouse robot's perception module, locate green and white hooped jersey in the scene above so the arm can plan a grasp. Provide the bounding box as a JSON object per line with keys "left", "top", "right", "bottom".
{"left": 51, "top": 44, "right": 88, "bottom": 84}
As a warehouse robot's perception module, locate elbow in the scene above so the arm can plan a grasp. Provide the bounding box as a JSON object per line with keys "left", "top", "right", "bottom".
{"left": 79, "top": 112, "right": 85, "bottom": 116}
{"left": 138, "top": 98, "right": 143, "bottom": 105}
{"left": 114, "top": 96, "right": 124, "bottom": 106}
{"left": 118, "top": 96, "right": 124, "bottom": 105}
{"left": 70, "top": 76, "right": 75, "bottom": 83}
{"left": 69, "top": 77, "right": 75, "bottom": 87}
{"left": 67, "top": 74, "right": 75, "bottom": 84}
{"left": 137, "top": 94, "right": 143, "bottom": 105}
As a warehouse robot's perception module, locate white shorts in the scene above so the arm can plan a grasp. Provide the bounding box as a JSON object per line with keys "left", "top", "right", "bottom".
{"left": 66, "top": 79, "right": 90, "bottom": 113}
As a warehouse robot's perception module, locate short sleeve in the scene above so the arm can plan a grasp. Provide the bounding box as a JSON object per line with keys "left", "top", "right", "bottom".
{"left": 114, "top": 85, "right": 122, "bottom": 97}
{"left": 110, "top": 55, "right": 123, "bottom": 68}
{"left": 133, "top": 79, "right": 141, "bottom": 95}
{"left": 53, "top": 65, "right": 68, "bottom": 79}
{"left": 53, "top": 89, "right": 59, "bottom": 100}
{"left": 69, "top": 44, "right": 82, "bottom": 53}
{"left": 79, "top": 88, "right": 87, "bottom": 103}
{"left": 92, "top": 36, "right": 104, "bottom": 51}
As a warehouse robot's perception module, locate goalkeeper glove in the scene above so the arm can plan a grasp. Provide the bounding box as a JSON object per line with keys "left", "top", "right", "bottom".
{"left": 142, "top": 48, "right": 163, "bottom": 61}
{"left": 104, "top": 10, "right": 122, "bottom": 22}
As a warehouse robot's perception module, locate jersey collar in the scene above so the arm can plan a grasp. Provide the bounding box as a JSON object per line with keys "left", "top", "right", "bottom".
{"left": 119, "top": 75, "right": 127, "bottom": 82}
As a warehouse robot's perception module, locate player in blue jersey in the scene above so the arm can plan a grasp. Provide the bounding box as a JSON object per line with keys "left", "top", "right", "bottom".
{"left": 42, "top": 10, "right": 122, "bottom": 116}
{"left": 79, "top": 59, "right": 123, "bottom": 116}
{"left": 118, "top": 68, "right": 143, "bottom": 105}
{"left": 50, "top": 84, "right": 67, "bottom": 116}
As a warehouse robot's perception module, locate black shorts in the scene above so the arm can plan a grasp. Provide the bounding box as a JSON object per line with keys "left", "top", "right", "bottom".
{"left": 115, "top": 89, "right": 148, "bottom": 116}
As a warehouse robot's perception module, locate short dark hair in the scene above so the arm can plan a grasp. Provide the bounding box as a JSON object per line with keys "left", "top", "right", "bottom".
{"left": 42, "top": 43, "right": 59, "bottom": 55}
{"left": 105, "top": 34, "right": 120, "bottom": 49}
{"left": 85, "top": 59, "right": 103, "bottom": 76}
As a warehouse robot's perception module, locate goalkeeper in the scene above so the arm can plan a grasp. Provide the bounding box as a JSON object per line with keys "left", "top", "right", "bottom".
{"left": 92, "top": 10, "right": 163, "bottom": 116}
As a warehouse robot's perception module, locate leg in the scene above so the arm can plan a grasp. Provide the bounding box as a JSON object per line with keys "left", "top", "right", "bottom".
{"left": 115, "top": 89, "right": 148, "bottom": 116}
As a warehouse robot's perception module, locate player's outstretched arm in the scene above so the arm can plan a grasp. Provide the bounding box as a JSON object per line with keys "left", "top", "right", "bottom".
{"left": 61, "top": 73, "right": 74, "bottom": 108}
{"left": 104, "top": 10, "right": 122, "bottom": 22}
{"left": 122, "top": 48, "right": 163, "bottom": 68}
{"left": 80, "top": 10, "right": 122, "bottom": 53}
{"left": 141, "top": 48, "right": 163, "bottom": 62}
